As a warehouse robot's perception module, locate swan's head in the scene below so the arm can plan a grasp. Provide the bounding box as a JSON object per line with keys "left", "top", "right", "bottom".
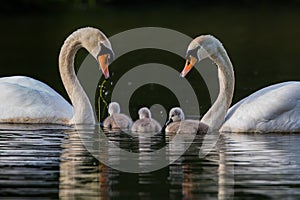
{"left": 165, "top": 107, "right": 185, "bottom": 126}
{"left": 108, "top": 102, "right": 121, "bottom": 115}
{"left": 180, "top": 35, "right": 221, "bottom": 77}
{"left": 138, "top": 107, "right": 151, "bottom": 119}
{"left": 78, "top": 27, "right": 115, "bottom": 79}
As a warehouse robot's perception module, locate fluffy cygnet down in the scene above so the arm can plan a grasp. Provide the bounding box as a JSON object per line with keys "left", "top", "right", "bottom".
{"left": 165, "top": 107, "right": 208, "bottom": 134}
{"left": 131, "top": 107, "right": 162, "bottom": 133}
{"left": 103, "top": 102, "right": 133, "bottom": 129}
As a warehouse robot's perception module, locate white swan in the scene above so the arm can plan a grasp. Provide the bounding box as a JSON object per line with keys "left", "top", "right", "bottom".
{"left": 103, "top": 102, "right": 133, "bottom": 129}
{"left": 165, "top": 107, "right": 208, "bottom": 134}
{"left": 0, "top": 27, "right": 114, "bottom": 125}
{"left": 131, "top": 107, "right": 162, "bottom": 133}
{"left": 181, "top": 35, "right": 300, "bottom": 132}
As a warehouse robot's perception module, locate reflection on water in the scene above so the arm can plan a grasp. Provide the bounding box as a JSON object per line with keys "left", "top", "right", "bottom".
{"left": 0, "top": 125, "right": 300, "bottom": 199}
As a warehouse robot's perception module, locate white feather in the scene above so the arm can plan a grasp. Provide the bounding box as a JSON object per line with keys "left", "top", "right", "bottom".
{"left": 0, "top": 76, "right": 73, "bottom": 123}
{"left": 0, "top": 27, "right": 112, "bottom": 124}
{"left": 221, "top": 81, "right": 300, "bottom": 132}
{"left": 185, "top": 35, "right": 300, "bottom": 133}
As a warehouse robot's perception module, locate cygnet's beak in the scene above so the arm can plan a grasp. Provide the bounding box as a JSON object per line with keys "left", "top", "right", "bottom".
{"left": 165, "top": 118, "right": 173, "bottom": 126}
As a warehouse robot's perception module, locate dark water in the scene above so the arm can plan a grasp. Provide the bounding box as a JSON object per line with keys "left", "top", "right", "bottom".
{"left": 0, "top": 125, "right": 300, "bottom": 199}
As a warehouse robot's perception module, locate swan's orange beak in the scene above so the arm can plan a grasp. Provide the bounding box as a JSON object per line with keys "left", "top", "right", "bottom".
{"left": 98, "top": 54, "right": 110, "bottom": 79}
{"left": 180, "top": 55, "right": 197, "bottom": 77}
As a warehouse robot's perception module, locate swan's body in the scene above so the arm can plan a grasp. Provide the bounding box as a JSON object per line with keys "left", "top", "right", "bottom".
{"left": 103, "top": 102, "right": 132, "bottom": 129}
{"left": 0, "top": 76, "right": 73, "bottom": 124}
{"left": 0, "top": 27, "right": 113, "bottom": 125}
{"left": 181, "top": 35, "right": 234, "bottom": 133}
{"left": 182, "top": 35, "right": 300, "bottom": 133}
{"left": 221, "top": 81, "right": 300, "bottom": 132}
{"left": 165, "top": 107, "right": 208, "bottom": 134}
{"left": 131, "top": 107, "right": 161, "bottom": 133}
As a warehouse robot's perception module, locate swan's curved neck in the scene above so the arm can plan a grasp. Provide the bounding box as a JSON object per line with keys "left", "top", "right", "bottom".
{"left": 59, "top": 32, "right": 96, "bottom": 124}
{"left": 201, "top": 48, "right": 234, "bottom": 130}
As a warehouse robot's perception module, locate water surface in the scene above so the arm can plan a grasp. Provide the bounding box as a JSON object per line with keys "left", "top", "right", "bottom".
{"left": 0, "top": 125, "right": 300, "bottom": 199}
{"left": 1, "top": 5, "right": 300, "bottom": 199}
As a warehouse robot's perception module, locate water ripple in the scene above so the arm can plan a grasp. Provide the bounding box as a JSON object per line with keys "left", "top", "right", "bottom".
{"left": 0, "top": 125, "right": 300, "bottom": 199}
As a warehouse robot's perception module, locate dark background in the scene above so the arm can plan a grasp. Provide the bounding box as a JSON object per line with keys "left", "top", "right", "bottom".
{"left": 1, "top": 0, "right": 300, "bottom": 120}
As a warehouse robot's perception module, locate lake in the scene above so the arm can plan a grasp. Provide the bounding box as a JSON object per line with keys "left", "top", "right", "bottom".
{"left": 0, "top": 125, "right": 300, "bottom": 199}
{"left": 0, "top": 4, "right": 300, "bottom": 199}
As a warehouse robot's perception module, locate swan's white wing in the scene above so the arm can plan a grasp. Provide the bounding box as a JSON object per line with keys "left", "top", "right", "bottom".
{"left": 221, "top": 81, "right": 300, "bottom": 132}
{"left": 0, "top": 76, "right": 73, "bottom": 124}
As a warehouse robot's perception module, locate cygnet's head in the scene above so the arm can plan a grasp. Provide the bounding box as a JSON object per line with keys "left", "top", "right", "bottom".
{"left": 138, "top": 107, "right": 151, "bottom": 119}
{"left": 108, "top": 102, "right": 120, "bottom": 115}
{"left": 165, "top": 107, "right": 185, "bottom": 126}
{"left": 169, "top": 107, "right": 185, "bottom": 122}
